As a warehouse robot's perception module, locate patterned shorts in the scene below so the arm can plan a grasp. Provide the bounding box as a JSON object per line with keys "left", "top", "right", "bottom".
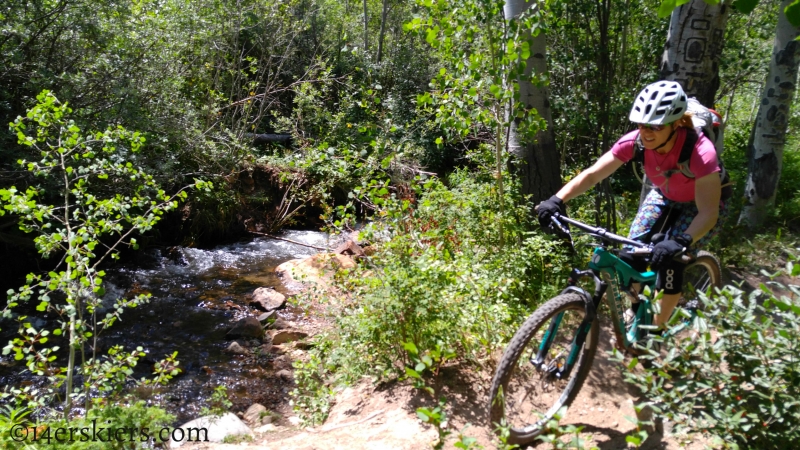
{"left": 627, "top": 188, "right": 729, "bottom": 252}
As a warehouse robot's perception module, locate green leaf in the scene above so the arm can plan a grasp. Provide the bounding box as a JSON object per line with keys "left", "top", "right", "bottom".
{"left": 658, "top": 0, "right": 692, "bottom": 18}
{"left": 734, "top": 0, "right": 760, "bottom": 14}
{"left": 403, "top": 341, "right": 418, "bottom": 355}
{"left": 658, "top": 0, "right": 678, "bottom": 17}
{"left": 787, "top": 0, "right": 800, "bottom": 27}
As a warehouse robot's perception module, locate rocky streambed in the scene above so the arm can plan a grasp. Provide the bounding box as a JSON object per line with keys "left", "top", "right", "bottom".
{"left": 0, "top": 230, "right": 355, "bottom": 430}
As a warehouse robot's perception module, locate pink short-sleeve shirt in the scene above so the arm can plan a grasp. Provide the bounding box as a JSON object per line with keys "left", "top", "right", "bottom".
{"left": 611, "top": 128, "right": 720, "bottom": 203}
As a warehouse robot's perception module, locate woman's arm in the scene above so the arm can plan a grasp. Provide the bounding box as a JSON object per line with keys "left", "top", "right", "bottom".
{"left": 556, "top": 150, "right": 625, "bottom": 202}
{"left": 684, "top": 172, "right": 722, "bottom": 243}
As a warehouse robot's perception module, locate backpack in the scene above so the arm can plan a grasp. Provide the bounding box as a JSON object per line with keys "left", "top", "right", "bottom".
{"left": 632, "top": 97, "right": 732, "bottom": 200}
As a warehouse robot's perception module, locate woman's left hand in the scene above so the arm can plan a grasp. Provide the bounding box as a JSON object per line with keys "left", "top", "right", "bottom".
{"left": 651, "top": 234, "right": 692, "bottom": 269}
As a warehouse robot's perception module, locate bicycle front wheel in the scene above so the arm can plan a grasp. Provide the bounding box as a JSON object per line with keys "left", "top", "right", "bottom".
{"left": 488, "top": 293, "right": 598, "bottom": 445}
{"left": 681, "top": 250, "right": 722, "bottom": 308}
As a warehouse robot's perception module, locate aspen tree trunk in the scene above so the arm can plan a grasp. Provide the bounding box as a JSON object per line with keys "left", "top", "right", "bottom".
{"left": 640, "top": 0, "right": 730, "bottom": 206}
{"left": 504, "top": 0, "right": 561, "bottom": 205}
{"left": 363, "top": 0, "right": 368, "bottom": 53}
{"left": 660, "top": 0, "right": 731, "bottom": 106}
{"left": 377, "top": 0, "right": 389, "bottom": 62}
{"left": 739, "top": 1, "right": 800, "bottom": 228}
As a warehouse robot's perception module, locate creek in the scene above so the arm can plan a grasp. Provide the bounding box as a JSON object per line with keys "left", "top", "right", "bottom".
{"left": 0, "top": 230, "right": 331, "bottom": 424}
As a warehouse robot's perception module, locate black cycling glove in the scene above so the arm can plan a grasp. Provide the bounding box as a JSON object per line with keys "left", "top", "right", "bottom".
{"left": 536, "top": 195, "right": 565, "bottom": 229}
{"left": 650, "top": 233, "right": 692, "bottom": 269}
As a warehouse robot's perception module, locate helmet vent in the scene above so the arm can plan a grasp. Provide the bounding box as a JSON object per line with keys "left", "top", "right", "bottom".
{"left": 629, "top": 80, "right": 688, "bottom": 125}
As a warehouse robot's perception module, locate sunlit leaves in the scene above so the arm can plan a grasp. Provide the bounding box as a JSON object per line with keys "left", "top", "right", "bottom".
{"left": 0, "top": 91, "right": 203, "bottom": 412}
{"left": 786, "top": 0, "right": 800, "bottom": 27}
{"left": 406, "top": 0, "right": 544, "bottom": 146}
{"left": 657, "top": 0, "right": 693, "bottom": 18}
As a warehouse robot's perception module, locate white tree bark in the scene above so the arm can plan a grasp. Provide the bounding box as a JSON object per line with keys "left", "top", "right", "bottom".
{"left": 739, "top": 0, "right": 800, "bottom": 228}
{"left": 660, "top": 0, "right": 731, "bottom": 106}
{"left": 640, "top": 0, "right": 730, "bottom": 207}
{"left": 504, "top": 0, "right": 560, "bottom": 203}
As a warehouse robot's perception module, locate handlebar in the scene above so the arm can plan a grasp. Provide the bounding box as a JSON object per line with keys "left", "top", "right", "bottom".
{"left": 550, "top": 212, "right": 693, "bottom": 264}
{"left": 552, "top": 213, "right": 648, "bottom": 249}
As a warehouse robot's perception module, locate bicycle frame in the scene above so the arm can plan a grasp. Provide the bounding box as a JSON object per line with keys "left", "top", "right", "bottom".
{"left": 533, "top": 214, "right": 662, "bottom": 380}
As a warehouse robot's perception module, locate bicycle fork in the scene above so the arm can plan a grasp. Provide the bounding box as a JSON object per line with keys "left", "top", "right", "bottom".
{"left": 531, "top": 269, "right": 606, "bottom": 380}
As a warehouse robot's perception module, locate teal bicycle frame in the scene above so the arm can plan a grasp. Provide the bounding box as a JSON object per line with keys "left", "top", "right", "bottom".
{"left": 588, "top": 246, "right": 657, "bottom": 347}
{"left": 532, "top": 213, "right": 682, "bottom": 380}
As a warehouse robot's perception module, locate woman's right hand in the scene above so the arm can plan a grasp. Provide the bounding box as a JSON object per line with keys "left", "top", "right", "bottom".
{"left": 536, "top": 195, "right": 565, "bottom": 228}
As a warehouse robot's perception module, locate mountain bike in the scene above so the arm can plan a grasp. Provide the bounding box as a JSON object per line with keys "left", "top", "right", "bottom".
{"left": 488, "top": 212, "right": 721, "bottom": 445}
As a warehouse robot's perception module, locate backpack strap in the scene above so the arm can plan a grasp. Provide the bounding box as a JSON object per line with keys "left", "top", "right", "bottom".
{"left": 672, "top": 127, "right": 733, "bottom": 200}
{"left": 632, "top": 132, "right": 645, "bottom": 164}
{"left": 675, "top": 127, "right": 699, "bottom": 179}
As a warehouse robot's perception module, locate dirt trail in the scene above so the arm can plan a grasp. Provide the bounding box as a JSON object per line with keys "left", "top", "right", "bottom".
{"left": 182, "top": 318, "right": 713, "bottom": 450}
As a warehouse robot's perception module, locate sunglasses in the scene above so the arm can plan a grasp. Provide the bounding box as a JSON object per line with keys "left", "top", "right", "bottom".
{"left": 637, "top": 123, "right": 671, "bottom": 132}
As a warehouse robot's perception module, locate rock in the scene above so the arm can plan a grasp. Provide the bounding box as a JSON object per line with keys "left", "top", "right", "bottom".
{"left": 225, "top": 342, "right": 249, "bottom": 355}
{"left": 270, "top": 318, "right": 290, "bottom": 330}
{"left": 287, "top": 416, "right": 301, "bottom": 426}
{"left": 243, "top": 404, "right": 267, "bottom": 426}
{"left": 271, "top": 330, "right": 309, "bottom": 345}
{"left": 275, "top": 253, "right": 356, "bottom": 293}
{"left": 226, "top": 316, "right": 264, "bottom": 339}
{"left": 164, "top": 246, "right": 188, "bottom": 265}
{"left": 277, "top": 369, "right": 294, "bottom": 381}
{"left": 334, "top": 239, "right": 366, "bottom": 258}
{"left": 272, "top": 355, "right": 293, "bottom": 370}
{"left": 250, "top": 287, "right": 286, "bottom": 311}
{"left": 169, "top": 412, "right": 253, "bottom": 448}
{"left": 260, "top": 343, "right": 273, "bottom": 354}
{"left": 257, "top": 311, "right": 277, "bottom": 324}
{"left": 254, "top": 423, "right": 277, "bottom": 433}
{"left": 270, "top": 345, "right": 287, "bottom": 355}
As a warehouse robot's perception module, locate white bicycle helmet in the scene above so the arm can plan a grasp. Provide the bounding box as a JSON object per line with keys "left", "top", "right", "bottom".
{"left": 629, "top": 81, "right": 687, "bottom": 125}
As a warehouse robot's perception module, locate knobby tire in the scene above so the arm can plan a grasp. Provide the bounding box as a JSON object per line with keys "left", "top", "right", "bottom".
{"left": 488, "top": 293, "right": 598, "bottom": 445}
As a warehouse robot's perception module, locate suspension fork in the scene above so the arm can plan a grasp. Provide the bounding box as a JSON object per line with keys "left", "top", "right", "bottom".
{"left": 532, "top": 269, "right": 607, "bottom": 379}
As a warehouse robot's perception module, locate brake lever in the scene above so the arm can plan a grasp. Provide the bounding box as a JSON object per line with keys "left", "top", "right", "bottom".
{"left": 550, "top": 215, "right": 570, "bottom": 236}
{"left": 550, "top": 215, "right": 576, "bottom": 254}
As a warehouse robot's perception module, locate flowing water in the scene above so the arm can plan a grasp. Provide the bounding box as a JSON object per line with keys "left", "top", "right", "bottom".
{"left": 0, "top": 230, "right": 332, "bottom": 423}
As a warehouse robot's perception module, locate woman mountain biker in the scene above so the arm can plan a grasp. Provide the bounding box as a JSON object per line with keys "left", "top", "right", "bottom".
{"left": 536, "top": 80, "right": 728, "bottom": 328}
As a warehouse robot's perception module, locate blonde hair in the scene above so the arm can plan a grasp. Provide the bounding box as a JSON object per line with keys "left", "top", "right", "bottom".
{"left": 673, "top": 112, "right": 694, "bottom": 129}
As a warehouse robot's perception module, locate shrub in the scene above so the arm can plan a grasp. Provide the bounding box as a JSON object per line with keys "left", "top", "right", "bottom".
{"left": 614, "top": 283, "right": 800, "bottom": 449}
{"left": 321, "top": 170, "right": 569, "bottom": 382}
{"left": 0, "top": 91, "right": 206, "bottom": 417}
{"left": 27, "top": 401, "right": 174, "bottom": 449}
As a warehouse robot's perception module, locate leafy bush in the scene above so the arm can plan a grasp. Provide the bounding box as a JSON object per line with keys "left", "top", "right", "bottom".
{"left": 27, "top": 401, "right": 173, "bottom": 449}
{"left": 319, "top": 170, "right": 569, "bottom": 382}
{"left": 0, "top": 91, "right": 204, "bottom": 416}
{"left": 289, "top": 351, "right": 334, "bottom": 426}
{"left": 614, "top": 283, "right": 800, "bottom": 449}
